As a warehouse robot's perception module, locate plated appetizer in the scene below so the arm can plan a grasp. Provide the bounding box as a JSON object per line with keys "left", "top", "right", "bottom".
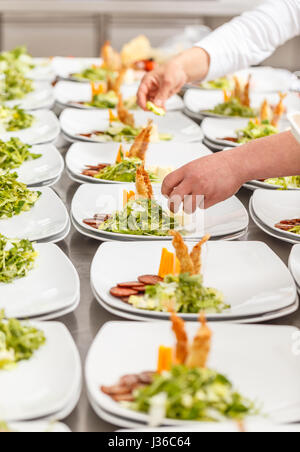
{"left": 110, "top": 231, "right": 229, "bottom": 314}
{"left": 0, "top": 234, "right": 37, "bottom": 284}
{"left": 81, "top": 121, "right": 172, "bottom": 183}
{"left": 84, "top": 166, "right": 182, "bottom": 237}
{"left": 0, "top": 105, "right": 34, "bottom": 132}
{"left": 0, "top": 138, "right": 41, "bottom": 171}
{"left": 275, "top": 219, "right": 300, "bottom": 235}
{"left": 0, "top": 172, "right": 41, "bottom": 219}
{"left": 78, "top": 95, "right": 172, "bottom": 143}
{"left": 262, "top": 176, "right": 300, "bottom": 189}
{"left": 0, "top": 46, "right": 34, "bottom": 74}
{"left": 0, "top": 310, "right": 45, "bottom": 370}
{"left": 101, "top": 313, "right": 256, "bottom": 422}
{"left": 0, "top": 67, "right": 34, "bottom": 102}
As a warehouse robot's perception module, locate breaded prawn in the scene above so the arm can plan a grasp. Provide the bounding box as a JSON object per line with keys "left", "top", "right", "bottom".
{"left": 190, "top": 234, "right": 210, "bottom": 275}
{"left": 186, "top": 313, "right": 212, "bottom": 369}
{"left": 169, "top": 231, "right": 195, "bottom": 275}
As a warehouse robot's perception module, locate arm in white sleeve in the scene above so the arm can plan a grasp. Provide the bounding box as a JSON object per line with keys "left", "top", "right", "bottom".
{"left": 195, "top": 0, "right": 300, "bottom": 81}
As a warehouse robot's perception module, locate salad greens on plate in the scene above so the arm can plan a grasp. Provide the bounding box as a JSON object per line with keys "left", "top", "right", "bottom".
{"left": 0, "top": 46, "right": 34, "bottom": 74}
{"left": 0, "top": 172, "right": 41, "bottom": 219}
{"left": 209, "top": 98, "right": 257, "bottom": 118}
{"left": 236, "top": 120, "right": 278, "bottom": 144}
{"left": 0, "top": 234, "right": 38, "bottom": 284}
{"left": 94, "top": 157, "right": 158, "bottom": 183}
{"left": 0, "top": 138, "right": 41, "bottom": 171}
{"left": 0, "top": 67, "right": 34, "bottom": 102}
{"left": 72, "top": 66, "right": 115, "bottom": 82}
{"left": 200, "top": 77, "right": 234, "bottom": 91}
{"left": 0, "top": 105, "right": 34, "bottom": 132}
{"left": 0, "top": 310, "right": 45, "bottom": 370}
{"left": 264, "top": 176, "right": 300, "bottom": 189}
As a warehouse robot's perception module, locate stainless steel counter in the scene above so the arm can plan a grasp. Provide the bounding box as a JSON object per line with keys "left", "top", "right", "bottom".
{"left": 52, "top": 146, "right": 299, "bottom": 433}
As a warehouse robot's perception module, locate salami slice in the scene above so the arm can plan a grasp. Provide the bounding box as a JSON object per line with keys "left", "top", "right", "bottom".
{"left": 138, "top": 275, "right": 163, "bottom": 286}
{"left": 117, "top": 281, "right": 142, "bottom": 288}
{"left": 110, "top": 287, "right": 139, "bottom": 298}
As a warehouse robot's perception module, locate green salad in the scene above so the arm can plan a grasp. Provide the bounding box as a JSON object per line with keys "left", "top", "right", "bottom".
{"left": 201, "top": 77, "right": 233, "bottom": 91}
{"left": 0, "top": 310, "right": 45, "bottom": 370}
{"left": 73, "top": 66, "right": 115, "bottom": 82}
{"left": 94, "top": 158, "right": 157, "bottom": 183}
{"left": 0, "top": 105, "right": 34, "bottom": 132}
{"left": 0, "top": 235, "right": 38, "bottom": 284}
{"left": 264, "top": 176, "right": 300, "bottom": 189}
{"left": 85, "top": 91, "right": 118, "bottom": 109}
{"left": 99, "top": 198, "right": 180, "bottom": 236}
{"left": 0, "top": 172, "right": 41, "bottom": 219}
{"left": 129, "top": 273, "right": 229, "bottom": 314}
{"left": 91, "top": 123, "right": 172, "bottom": 144}
{"left": 236, "top": 120, "right": 278, "bottom": 144}
{"left": 0, "top": 138, "right": 41, "bottom": 171}
{"left": 0, "top": 68, "right": 34, "bottom": 102}
{"left": 0, "top": 46, "right": 34, "bottom": 74}
{"left": 129, "top": 365, "right": 256, "bottom": 422}
{"left": 208, "top": 98, "right": 257, "bottom": 118}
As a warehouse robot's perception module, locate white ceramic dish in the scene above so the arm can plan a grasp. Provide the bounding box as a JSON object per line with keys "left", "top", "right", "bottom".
{"left": 0, "top": 243, "right": 80, "bottom": 318}
{"left": 28, "top": 58, "right": 56, "bottom": 83}
{"left": 0, "top": 321, "right": 81, "bottom": 422}
{"left": 289, "top": 245, "right": 300, "bottom": 289}
{"left": 66, "top": 141, "right": 211, "bottom": 185}
{"left": 71, "top": 183, "right": 249, "bottom": 241}
{"left": 6, "top": 81, "right": 54, "bottom": 111}
{"left": 51, "top": 57, "right": 102, "bottom": 80}
{"left": 86, "top": 321, "right": 300, "bottom": 426}
{"left": 6, "top": 421, "right": 71, "bottom": 432}
{"left": 91, "top": 241, "right": 296, "bottom": 320}
{"left": 0, "top": 187, "right": 69, "bottom": 242}
{"left": 288, "top": 111, "right": 300, "bottom": 144}
{"left": 60, "top": 108, "right": 203, "bottom": 144}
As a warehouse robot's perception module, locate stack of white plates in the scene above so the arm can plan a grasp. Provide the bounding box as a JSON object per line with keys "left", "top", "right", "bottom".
{"left": 6, "top": 82, "right": 55, "bottom": 111}
{"left": 60, "top": 109, "right": 203, "bottom": 144}
{"left": 54, "top": 81, "right": 184, "bottom": 113}
{"left": 0, "top": 187, "right": 70, "bottom": 243}
{"left": 91, "top": 241, "right": 298, "bottom": 323}
{"left": 14, "top": 143, "right": 64, "bottom": 188}
{"left": 65, "top": 141, "right": 211, "bottom": 185}
{"left": 0, "top": 110, "right": 60, "bottom": 145}
{"left": 0, "top": 322, "right": 81, "bottom": 423}
{"left": 250, "top": 189, "right": 300, "bottom": 244}
{"left": 29, "top": 58, "right": 57, "bottom": 83}
{"left": 51, "top": 57, "right": 102, "bottom": 81}
{"left": 0, "top": 243, "right": 80, "bottom": 320}
{"left": 289, "top": 245, "right": 300, "bottom": 294}
{"left": 3, "top": 421, "right": 71, "bottom": 433}
{"left": 86, "top": 321, "right": 300, "bottom": 428}
{"left": 71, "top": 183, "right": 249, "bottom": 242}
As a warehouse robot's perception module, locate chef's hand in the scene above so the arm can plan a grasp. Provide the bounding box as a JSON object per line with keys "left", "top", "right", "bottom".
{"left": 137, "top": 47, "right": 210, "bottom": 110}
{"left": 161, "top": 151, "right": 245, "bottom": 212}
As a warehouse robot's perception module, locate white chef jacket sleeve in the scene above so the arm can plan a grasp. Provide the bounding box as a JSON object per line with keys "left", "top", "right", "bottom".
{"left": 195, "top": 0, "right": 300, "bottom": 81}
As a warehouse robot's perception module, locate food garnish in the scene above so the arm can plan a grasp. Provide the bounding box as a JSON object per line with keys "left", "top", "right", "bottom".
{"left": 0, "top": 138, "right": 41, "bottom": 171}
{"left": 0, "top": 310, "right": 45, "bottom": 370}
{"left": 146, "top": 101, "right": 166, "bottom": 116}
{"left": 0, "top": 172, "right": 41, "bottom": 219}
{"left": 101, "top": 313, "right": 256, "bottom": 422}
{"left": 0, "top": 234, "right": 38, "bottom": 284}
{"left": 275, "top": 219, "right": 300, "bottom": 235}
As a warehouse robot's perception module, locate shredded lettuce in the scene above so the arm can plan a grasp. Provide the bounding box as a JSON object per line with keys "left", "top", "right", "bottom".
{"left": 0, "top": 172, "right": 41, "bottom": 219}
{"left": 129, "top": 273, "right": 229, "bottom": 314}
{"left": 0, "top": 138, "right": 41, "bottom": 171}
{"left": 130, "top": 365, "right": 256, "bottom": 422}
{"left": 94, "top": 157, "right": 158, "bottom": 183}
{"left": 0, "top": 67, "right": 34, "bottom": 102}
{"left": 0, "top": 46, "right": 34, "bottom": 74}
{"left": 0, "top": 234, "right": 38, "bottom": 284}
{"left": 208, "top": 98, "right": 257, "bottom": 118}
{"left": 264, "top": 176, "right": 300, "bottom": 189}
{"left": 73, "top": 66, "right": 115, "bottom": 82}
{"left": 0, "top": 310, "right": 45, "bottom": 370}
{"left": 201, "top": 77, "right": 233, "bottom": 91}
{"left": 236, "top": 120, "right": 278, "bottom": 144}
{"left": 0, "top": 105, "right": 34, "bottom": 132}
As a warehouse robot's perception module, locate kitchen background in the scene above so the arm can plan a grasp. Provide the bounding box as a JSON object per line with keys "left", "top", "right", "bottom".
{"left": 0, "top": 0, "right": 299, "bottom": 71}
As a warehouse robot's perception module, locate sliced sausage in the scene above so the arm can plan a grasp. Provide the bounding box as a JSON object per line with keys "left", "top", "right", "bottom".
{"left": 119, "top": 374, "right": 140, "bottom": 388}
{"left": 101, "top": 384, "right": 130, "bottom": 396}
{"left": 110, "top": 287, "right": 139, "bottom": 298}
{"left": 117, "top": 281, "right": 142, "bottom": 288}
{"left": 138, "top": 275, "right": 163, "bottom": 286}
{"left": 138, "top": 371, "right": 155, "bottom": 384}
{"left": 112, "top": 393, "right": 135, "bottom": 402}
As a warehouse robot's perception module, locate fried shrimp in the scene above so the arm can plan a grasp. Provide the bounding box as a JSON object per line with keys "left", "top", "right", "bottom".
{"left": 272, "top": 92, "right": 287, "bottom": 126}
{"left": 101, "top": 41, "right": 122, "bottom": 72}
{"left": 135, "top": 166, "right": 153, "bottom": 199}
{"left": 190, "top": 234, "right": 210, "bottom": 275}
{"left": 112, "top": 68, "right": 128, "bottom": 95}
{"left": 169, "top": 231, "right": 195, "bottom": 275}
{"left": 170, "top": 311, "right": 189, "bottom": 365}
{"left": 233, "top": 76, "right": 243, "bottom": 101}
{"left": 117, "top": 94, "right": 135, "bottom": 127}
{"left": 128, "top": 120, "right": 153, "bottom": 161}
{"left": 186, "top": 313, "right": 212, "bottom": 369}
{"left": 260, "top": 99, "right": 271, "bottom": 122}
{"left": 242, "top": 75, "right": 251, "bottom": 107}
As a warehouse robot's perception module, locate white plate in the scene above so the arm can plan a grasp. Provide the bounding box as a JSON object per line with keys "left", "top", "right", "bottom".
{"left": 86, "top": 321, "right": 300, "bottom": 426}
{"left": 33, "top": 294, "right": 80, "bottom": 321}
{"left": 93, "top": 280, "right": 298, "bottom": 324}
{"left": 252, "top": 189, "right": 300, "bottom": 240}
{"left": 184, "top": 90, "right": 300, "bottom": 118}
{"left": 51, "top": 57, "right": 102, "bottom": 80}
{"left": 91, "top": 241, "right": 296, "bottom": 320}
{"left": 71, "top": 183, "right": 249, "bottom": 240}
{"left": 66, "top": 141, "right": 211, "bottom": 185}
{"left": 201, "top": 117, "right": 289, "bottom": 148}
{"left": 0, "top": 110, "right": 60, "bottom": 145}
{"left": 288, "top": 111, "right": 300, "bottom": 144}
{"left": 54, "top": 80, "right": 183, "bottom": 111}
{"left": 289, "top": 245, "right": 300, "bottom": 288}
{"left": 235, "top": 67, "right": 297, "bottom": 93}
{"left": 6, "top": 82, "right": 54, "bottom": 111}
{"left": 12, "top": 143, "right": 64, "bottom": 187}
{"left": 0, "top": 187, "right": 69, "bottom": 241}
{"left": 7, "top": 421, "right": 71, "bottom": 432}
{"left": 60, "top": 108, "right": 203, "bottom": 144}
{"left": 28, "top": 58, "right": 56, "bottom": 83}
{"left": 0, "top": 243, "right": 79, "bottom": 318}
{"left": 0, "top": 321, "right": 81, "bottom": 422}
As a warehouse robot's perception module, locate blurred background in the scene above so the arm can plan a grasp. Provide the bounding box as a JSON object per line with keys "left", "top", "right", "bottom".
{"left": 0, "top": 0, "right": 299, "bottom": 70}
